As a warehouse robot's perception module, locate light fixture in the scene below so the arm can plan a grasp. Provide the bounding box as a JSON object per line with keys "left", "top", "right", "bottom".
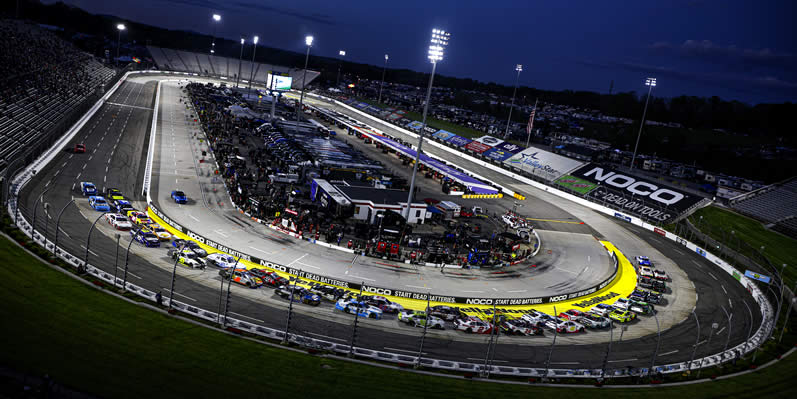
{"left": 305, "top": 35, "right": 314, "bottom": 47}
{"left": 516, "top": 64, "right": 523, "bottom": 72}
{"left": 339, "top": 50, "right": 346, "bottom": 56}
{"left": 240, "top": 37, "right": 245, "bottom": 45}
{"left": 212, "top": 14, "right": 221, "bottom": 22}
{"left": 428, "top": 29, "right": 450, "bottom": 63}
{"left": 117, "top": 24, "right": 125, "bottom": 31}
{"left": 646, "top": 77, "right": 657, "bottom": 87}
{"left": 253, "top": 36, "right": 259, "bottom": 44}
{"left": 385, "top": 54, "right": 389, "bottom": 61}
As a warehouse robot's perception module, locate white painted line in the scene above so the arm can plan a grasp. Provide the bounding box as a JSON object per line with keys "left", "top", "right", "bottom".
{"left": 729, "top": 298, "right": 733, "bottom": 309}
{"left": 287, "top": 253, "right": 308, "bottom": 266}
{"left": 550, "top": 362, "right": 580, "bottom": 365}
{"left": 162, "top": 288, "right": 197, "bottom": 302}
{"left": 229, "top": 311, "right": 265, "bottom": 323}
{"left": 350, "top": 275, "right": 376, "bottom": 282}
{"left": 294, "top": 261, "right": 320, "bottom": 270}
{"left": 58, "top": 227, "right": 71, "bottom": 238}
{"left": 492, "top": 287, "right": 498, "bottom": 291}
{"left": 305, "top": 332, "right": 347, "bottom": 342}
{"left": 708, "top": 272, "right": 718, "bottom": 281}
{"left": 384, "top": 347, "right": 426, "bottom": 355}
{"left": 716, "top": 326, "right": 726, "bottom": 335}
{"left": 721, "top": 285, "right": 727, "bottom": 294}
{"left": 673, "top": 249, "right": 685, "bottom": 256}
{"left": 507, "top": 290, "right": 527, "bottom": 293}
{"left": 105, "top": 166, "right": 109, "bottom": 173}
{"left": 691, "top": 260, "right": 703, "bottom": 269}
{"left": 189, "top": 214, "right": 200, "bottom": 222}
{"left": 467, "top": 358, "right": 508, "bottom": 363}
{"left": 79, "top": 245, "right": 99, "bottom": 256}
{"left": 71, "top": 183, "right": 76, "bottom": 191}
{"left": 608, "top": 358, "right": 638, "bottom": 363}
{"left": 116, "top": 267, "right": 142, "bottom": 279}
{"left": 462, "top": 290, "right": 485, "bottom": 293}
{"left": 659, "top": 349, "right": 679, "bottom": 356}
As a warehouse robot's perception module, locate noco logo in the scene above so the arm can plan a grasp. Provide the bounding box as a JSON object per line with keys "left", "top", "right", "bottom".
{"left": 548, "top": 295, "right": 568, "bottom": 303}
{"left": 579, "top": 167, "right": 685, "bottom": 205}
{"left": 363, "top": 286, "right": 392, "bottom": 296}
{"left": 466, "top": 298, "right": 493, "bottom": 305}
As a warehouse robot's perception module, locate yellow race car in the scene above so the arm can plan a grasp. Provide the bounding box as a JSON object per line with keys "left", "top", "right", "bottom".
{"left": 147, "top": 223, "right": 172, "bottom": 241}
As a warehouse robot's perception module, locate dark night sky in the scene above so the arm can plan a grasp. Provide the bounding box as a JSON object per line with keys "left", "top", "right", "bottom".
{"left": 54, "top": 0, "right": 796, "bottom": 104}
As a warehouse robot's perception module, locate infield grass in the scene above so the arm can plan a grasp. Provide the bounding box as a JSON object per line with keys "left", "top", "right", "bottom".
{"left": 0, "top": 234, "right": 795, "bottom": 399}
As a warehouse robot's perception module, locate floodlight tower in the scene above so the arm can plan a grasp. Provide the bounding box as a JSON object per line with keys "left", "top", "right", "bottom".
{"left": 247, "top": 35, "right": 259, "bottom": 92}
{"left": 337, "top": 50, "right": 346, "bottom": 88}
{"left": 115, "top": 24, "right": 126, "bottom": 66}
{"left": 295, "top": 35, "right": 313, "bottom": 134}
{"left": 210, "top": 14, "right": 221, "bottom": 54}
{"left": 235, "top": 37, "right": 245, "bottom": 88}
{"left": 404, "top": 29, "right": 450, "bottom": 220}
{"left": 378, "top": 54, "right": 389, "bottom": 104}
{"left": 503, "top": 64, "right": 522, "bottom": 138}
{"left": 630, "top": 77, "right": 656, "bottom": 169}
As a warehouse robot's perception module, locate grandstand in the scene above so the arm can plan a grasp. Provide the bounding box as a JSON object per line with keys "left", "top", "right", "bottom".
{"left": 0, "top": 19, "right": 116, "bottom": 165}
{"left": 731, "top": 177, "right": 797, "bottom": 238}
{"left": 147, "top": 46, "right": 320, "bottom": 89}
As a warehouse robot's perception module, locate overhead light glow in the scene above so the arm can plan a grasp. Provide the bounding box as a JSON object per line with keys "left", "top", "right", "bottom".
{"left": 516, "top": 64, "right": 523, "bottom": 72}
{"left": 253, "top": 36, "right": 259, "bottom": 44}
{"left": 117, "top": 24, "right": 126, "bottom": 31}
{"left": 646, "top": 77, "right": 657, "bottom": 87}
{"left": 305, "top": 35, "right": 314, "bottom": 46}
{"left": 428, "top": 29, "right": 450, "bottom": 63}
{"left": 385, "top": 54, "right": 389, "bottom": 61}
{"left": 240, "top": 37, "right": 245, "bottom": 44}
{"left": 212, "top": 14, "right": 221, "bottom": 22}
{"left": 339, "top": 50, "right": 346, "bottom": 56}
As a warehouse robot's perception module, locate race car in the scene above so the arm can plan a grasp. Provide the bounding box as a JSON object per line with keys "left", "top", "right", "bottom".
{"left": 80, "top": 181, "right": 97, "bottom": 196}
{"left": 520, "top": 310, "right": 549, "bottom": 326}
{"left": 640, "top": 289, "right": 663, "bottom": 304}
{"left": 629, "top": 289, "right": 649, "bottom": 303}
{"left": 628, "top": 299, "right": 655, "bottom": 315}
{"left": 608, "top": 309, "right": 637, "bottom": 323}
{"left": 105, "top": 213, "right": 132, "bottom": 230}
{"left": 454, "top": 316, "right": 494, "bottom": 334}
{"left": 580, "top": 313, "right": 610, "bottom": 329}
{"left": 275, "top": 285, "right": 321, "bottom": 306}
{"left": 131, "top": 229, "right": 160, "bottom": 247}
{"left": 653, "top": 269, "right": 668, "bottom": 281}
{"left": 169, "top": 249, "right": 206, "bottom": 269}
{"left": 205, "top": 253, "right": 238, "bottom": 269}
{"left": 398, "top": 310, "right": 445, "bottom": 329}
{"left": 558, "top": 309, "right": 585, "bottom": 321}
{"left": 248, "top": 269, "right": 290, "bottom": 287}
{"left": 335, "top": 299, "right": 383, "bottom": 319}
{"left": 639, "top": 266, "right": 654, "bottom": 278}
{"left": 74, "top": 143, "right": 86, "bottom": 153}
{"left": 360, "top": 295, "right": 403, "bottom": 313}
{"left": 590, "top": 303, "right": 615, "bottom": 316}
{"left": 219, "top": 268, "right": 263, "bottom": 288}
{"left": 310, "top": 285, "right": 349, "bottom": 302}
{"left": 171, "top": 239, "right": 207, "bottom": 257}
{"left": 612, "top": 297, "right": 631, "bottom": 310}
{"left": 148, "top": 224, "right": 172, "bottom": 241}
{"left": 551, "top": 319, "right": 585, "bottom": 334}
{"left": 635, "top": 256, "right": 652, "bottom": 266}
{"left": 128, "top": 211, "right": 152, "bottom": 225}
{"left": 638, "top": 276, "right": 666, "bottom": 292}
{"left": 427, "top": 305, "right": 465, "bottom": 321}
{"left": 88, "top": 196, "right": 111, "bottom": 211}
{"left": 498, "top": 316, "right": 544, "bottom": 336}
{"left": 171, "top": 190, "right": 188, "bottom": 204}
{"left": 113, "top": 199, "right": 134, "bottom": 214}
{"left": 104, "top": 188, "right": 124, "bottom": 201}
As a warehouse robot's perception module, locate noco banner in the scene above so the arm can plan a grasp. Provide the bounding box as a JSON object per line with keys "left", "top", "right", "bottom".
{"left": 503, "top": 147, "right": 585, "bottom": 182}
{"left": 569, "top": 164, "right": 703, "bottom": 222}
{"left": 149, "top": 203, "right": 620, "bottom": 307}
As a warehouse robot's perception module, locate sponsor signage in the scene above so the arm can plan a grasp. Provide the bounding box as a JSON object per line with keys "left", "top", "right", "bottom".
{"left": 482, "top": 147, "right": 514, "bottom": 162}
{"left": 744, "top": 270, "right": 771, "bottom": 284}
{"left": 433, "top": 129, "right": 457, "bottom": 141}
{"left": 474, "top": 135, "right": 505, "bottom": 147}
{"left": 654, "top": 227, "right": 666, "bottom": 236}
{"left": 588, "top": 185, "right": 678, "bottom": 223}
{"left": 150, "top": 203, "right": 621, "bottom": 307}
{"left": 406, "top": 121, "right": 424, "bottom": 130}
{"left": 504, "top": 148, "right": 585, "bottom": 182}
{"left": 495, "top": 142, "right": 524, "bottom": 154}
{"left": 447, "top": 135, "right": 473, "bottom": 147}
{"left": 465, "top": 141, "right": 492, "bottom": 153}
{"left": 554, "top": 174, "right": 597, "bottom": 195}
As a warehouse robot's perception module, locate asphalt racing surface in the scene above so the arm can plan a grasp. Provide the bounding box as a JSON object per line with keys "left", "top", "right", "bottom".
{"left": 16, "top": 75, "right": 763, "bottom": 371}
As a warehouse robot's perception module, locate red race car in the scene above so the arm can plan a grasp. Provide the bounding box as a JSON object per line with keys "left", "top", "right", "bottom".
{"left": 74, "top": 143, "right": 86, "bottom": 153}
{"left": 558, "top": 309, "right": 585, "bottom": 321}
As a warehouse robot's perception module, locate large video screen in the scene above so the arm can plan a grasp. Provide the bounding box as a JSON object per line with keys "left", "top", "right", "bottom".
{"left": 267, "top": 73, "right": 293, "bottom": 91}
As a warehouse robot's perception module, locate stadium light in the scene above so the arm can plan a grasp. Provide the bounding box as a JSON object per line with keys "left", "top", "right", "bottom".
{"left": 337, "top": 50, "right": 346, "bottom": 87}
{"left": 405, "top": 28, "right": 451, "bottom": 220}
{"left": 248, "top": 35, "right": 260, "bottom": 92}
{"left": 630, "top": 76, "right": 657, "bottom": 170}
{"left": 235, "top": 37, "right": 245, "bottom": 88}
{"left": 378, "top": 53, "right": 389, "bottom": 103}
{"left": 210, "top": 14, "right": 221, "bottom": 54}
{"left": 296, "top": 34, "right": 314, "bottom": 135}
{"left": 339, "top": 50, "right": 346, "bottom": 56}
{"left": 115, "top": 24, "right": 126, "bottom": 66}
{"left": 305, "top": 35, "right": 314, "bottom": 47}
{"left": 503, "top": 63, "right": 523, "bottom": 138}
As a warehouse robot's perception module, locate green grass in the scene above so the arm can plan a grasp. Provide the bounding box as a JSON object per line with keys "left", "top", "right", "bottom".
{"left": 1, "top": 231, "right": 796, "bottom": 398}
{"left": 688, "top": 206, "right": 797, "bottom": 287}
{"left": 355, "top": 97, "right": 487, "bottom": 140}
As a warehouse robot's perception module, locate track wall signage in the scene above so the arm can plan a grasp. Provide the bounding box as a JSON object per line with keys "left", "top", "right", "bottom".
{"left": 503, "top": 147, "right": 585, "bottom": 182}
{"left": 149, "top": 204, "right": 621, "bottom": 307}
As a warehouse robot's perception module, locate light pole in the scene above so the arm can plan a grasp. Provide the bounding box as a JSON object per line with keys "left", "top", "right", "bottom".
{"left": 168, "top": 242, "right": 189, "bottom": 310}
{"left": 247, "top": 35, "right": 259, "bottom": 92}
{"left": 210, "top": 14, "right": 221, "bottom": 54}
{"left": 122, "top": 228, "right": 140, "bottom": 291}
{"left": 404, "top": 28, "right": 450, "bottom": 220}
{"left": 600, "top": 318, "right": 614, "bottom": 380}
{"left": 649, "top": 310, "right": 661, "bottom": 377}
{"left": 348, "top": 282, "right": 364, "bottom": 357}
{"left": 222, "top": 256, "right": 241, "bottom": 327}
{"left": 780, "top": 294, "right": 796, "bottom": 343}
{"left": 376, "top": 213, "right": 384, "bottom": 240}
{"left": 415, "top": 292, "right": 432, "bottom": 368}
{"left": 687, "top": 310, "right": 700, "bottom": 371}
{"left": 336, "top": 50, "right": 346, "bottom": 88}
{"left": 697, "top": 322, "right": 718, "bottom": 378}
{"left": 295, "top": 35, "right": 313, "bottom": 135}
{"left": 281, "top": 273, "right": 299, "bottom": 341}
{"left": 111, "top": 233, "right": 121, "bottom": 287}
{"left": 43, "top": 203, "right": 50, "bottom": 249}
{"left": 543, "top": 305, "right": 558, "bottom": 379}
{"left": 720, "top": 304, "right": 733, "bottom": 360}
{"left": 503, "top": 64, "right": 522, "bottom": 139}
{"left": 235, "top": 37, "right": 245, "bottom": 88}
{"left": 83, "top": 212, "right": 109, "bottom": 271}
{"left": 116, "top": 24, "right": 125, "bottom": 66}
{"left": 630, "top": 77, "right": 656, "bottom": 169}
{"left": 52, "top": 199, "right": 75, "bottom": 256}
{"left": 31, "top": 187, "right": 50, "bottom": 241}
{"left": 378, "top": 54, "right": 388, "bottom": 104}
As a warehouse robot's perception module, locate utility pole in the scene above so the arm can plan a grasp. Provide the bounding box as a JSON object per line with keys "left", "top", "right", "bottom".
{"left": 348, "top": 282, "right": 364, "bottom": 357}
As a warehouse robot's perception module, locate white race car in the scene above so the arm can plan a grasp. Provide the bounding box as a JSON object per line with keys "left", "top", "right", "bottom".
{"left": 635, "top": 256, "right": 652, "bottom": 266}
{"left": 613, "top": 297, "right": 631, "bottom": 310}
{"left": 454, "top": 316, "right": 494, "bottom": 334}
{"left": 653, "top": 269, "right": 668, "bottom": 281}
{"left": 105, "top": 213, "right": 133, "bottom": 230}
{"left": 590, "top": 303, "right": 615, "bottom": 316}
{"left": 551, "top": 319, "right": 585, "bottom": 333}
{"left": 521, "top": 310, "right": 548, "bottom": 326}
{"left": 639, "top": 266, "right": 654, "bottom": 278}
{"left": 206, "top": 253, "right": 238, "bottom": 269}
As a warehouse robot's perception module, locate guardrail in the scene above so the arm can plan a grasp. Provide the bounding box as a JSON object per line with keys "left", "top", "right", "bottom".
{"left": 5, "top": 69, "right": 775, "bottom": 380}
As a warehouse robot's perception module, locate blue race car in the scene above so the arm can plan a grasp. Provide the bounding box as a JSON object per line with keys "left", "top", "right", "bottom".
{"left": 334, "top": 298, "right": 383, "bottom": 319}
{"left": 88, "top": 196, "right": 111, "bottom": 211}
{"left": 635, "top": 256, "right": 652, "bottom": 266}
{"left": 171, "top": 190, "right": 188, "bottom": 204}
{"left": 131, "top": 229, "right": 160, "bottom": 247}
{"left": 113, "top": 199, "right": 134, "bottom": 213}
{"left": 80, "top": 181, "right": 97, "bottom": 196}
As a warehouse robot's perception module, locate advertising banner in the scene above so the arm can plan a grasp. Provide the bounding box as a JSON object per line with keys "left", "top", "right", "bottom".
{"left": 554, "top": 174, "right": 598, "bottom": 194}
{"left": 495, "top": 142, "right": 524, "bottom": 154}
{"left": 504, "top": 148, "right": 585, "bottom": 182}
{"left": 433, "top": 129, "right": 457, "bottom": 141}
{"left": 474, "top": 135, "right": 505, "bottom": 147}
{"left": 744, "top": 270, "right": 771, "bottom": 284}
{"left": 448, "top": 135, "right": 473, "bottom": 147}
{"left": 465, "top": 141, "right": 492, "bottom": 153}
{"left": 266, "top": 73, "right": 293, "bottom": 91}
{"left": 482, "top": 147, "right": 515, "bottom": 162}
{"left": 406, "top": 121, "right": 425, "bottom": 130}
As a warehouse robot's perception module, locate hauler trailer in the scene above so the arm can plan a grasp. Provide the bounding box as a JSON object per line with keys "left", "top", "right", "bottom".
{"left": 435, "top": 201, "right": 461, "bottom": 220}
